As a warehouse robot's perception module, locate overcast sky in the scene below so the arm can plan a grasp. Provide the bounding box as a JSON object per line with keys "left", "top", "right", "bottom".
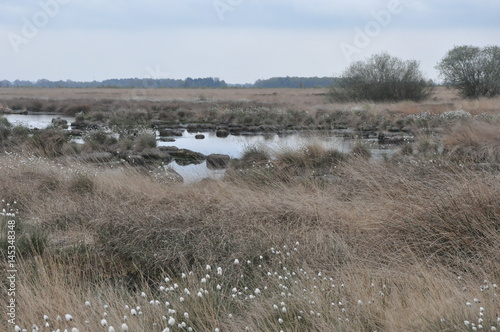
{"left": 1, "top": 0, "right": 499, "bottom": 84}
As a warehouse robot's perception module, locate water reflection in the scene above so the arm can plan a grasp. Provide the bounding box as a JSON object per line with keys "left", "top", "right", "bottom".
{"left": 3, "top": 113, "right": 75, "bottom": 129}
{"left": 158, "top": 130, "right": 352, "bottom": 159}
{"left": 168, "top": 161, "right": 225, "bottom": 184}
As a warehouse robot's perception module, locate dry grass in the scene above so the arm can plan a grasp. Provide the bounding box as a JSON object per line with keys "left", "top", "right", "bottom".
{"left": 0, "top": 87, "right": 499, "bottom": 330}
{"left": 1, "top": 145, "right": 499, "bottom": 331}
{"left": 1, "top": 86, "right": 499, "bottom": 117}
{"left": 443, "top": 121, "right": 500, "bottom": 164}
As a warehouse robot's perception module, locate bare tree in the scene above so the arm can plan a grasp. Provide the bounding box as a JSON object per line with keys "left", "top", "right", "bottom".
{"left": 330, "top": 52, "right": 434, "bottom": 102}
{"left": 436, "top": 45, "right": 500, "bottom": 98}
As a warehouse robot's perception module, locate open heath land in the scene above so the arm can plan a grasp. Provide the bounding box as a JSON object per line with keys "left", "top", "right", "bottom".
{"left": 1, "top": 87, "right": 499, "bottom": 115}
{"left": 0, "top": 87, "right": 499, "bottom": 331}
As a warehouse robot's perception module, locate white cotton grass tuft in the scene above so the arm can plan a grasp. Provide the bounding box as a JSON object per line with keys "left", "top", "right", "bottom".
{"left": 108, "top": 327, "right": 116, "bottom": 332}
{"left": 71, "top": 328, "right": 79, "bottom": 332}
{"left": 168, "top": 316, "right": 176, "bottom": 326}
{"left": 120, "top": 323, "right": 129, "bottom": 332}
{"left": 65, "top": 314, "right": 73, "bottom": 321}
{"left": 101, "top": 318, "right": 108, "bottom": 326}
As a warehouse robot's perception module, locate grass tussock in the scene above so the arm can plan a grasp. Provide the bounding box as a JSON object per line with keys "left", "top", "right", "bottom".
{"left": 443, "top": 121, "right": 500, "bottom": 164}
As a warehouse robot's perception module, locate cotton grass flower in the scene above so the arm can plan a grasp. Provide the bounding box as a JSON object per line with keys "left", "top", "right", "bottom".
{"left": 120, "top": 323, "right": 129, "bottom": 332}
{"left": 168, "top": 316, "right": 175, "bottom": 326}
{"left": 65, "top": 314, "right": 73, "bottom": 322}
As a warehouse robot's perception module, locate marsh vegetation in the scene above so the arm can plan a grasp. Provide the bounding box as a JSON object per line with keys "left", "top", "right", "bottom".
{"left": 0, "top": 87, "right": 499, "bottom": 331}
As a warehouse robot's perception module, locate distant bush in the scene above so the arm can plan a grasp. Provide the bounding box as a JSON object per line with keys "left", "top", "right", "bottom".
{"left": 330, "top": 52, "right": 434, "bottom": 102}
{"left": 436, "top": 45, "right": 500, "bottom": 98}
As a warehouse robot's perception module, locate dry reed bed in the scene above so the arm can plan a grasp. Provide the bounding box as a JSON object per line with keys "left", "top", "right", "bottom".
{"left": 1, "top": 141, "right": 499, "bottom": 331}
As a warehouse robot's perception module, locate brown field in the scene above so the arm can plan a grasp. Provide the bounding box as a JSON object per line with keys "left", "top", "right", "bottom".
{"left": 1, "top": 86, "right": 499, "bottom": 115}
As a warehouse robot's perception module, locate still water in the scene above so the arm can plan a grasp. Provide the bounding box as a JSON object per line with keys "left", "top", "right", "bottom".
{"left": 2, "top": 114, "right": 397, "bottom": 182}
{"left": 3, "top": 113, "right": 75, "bottom": 129}
{"left": 158, "top": 130, "right": 352, "bottom": 158}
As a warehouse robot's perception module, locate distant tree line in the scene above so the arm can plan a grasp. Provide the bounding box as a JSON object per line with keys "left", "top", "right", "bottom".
{"left": 0, "top": 76, "right": 338, "bottom": 89}
{"left": 254, "top": 76, "right": 338, "bottom": 88}
{"left": 0, "top": 77, "right": 229, "bottom": 89}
